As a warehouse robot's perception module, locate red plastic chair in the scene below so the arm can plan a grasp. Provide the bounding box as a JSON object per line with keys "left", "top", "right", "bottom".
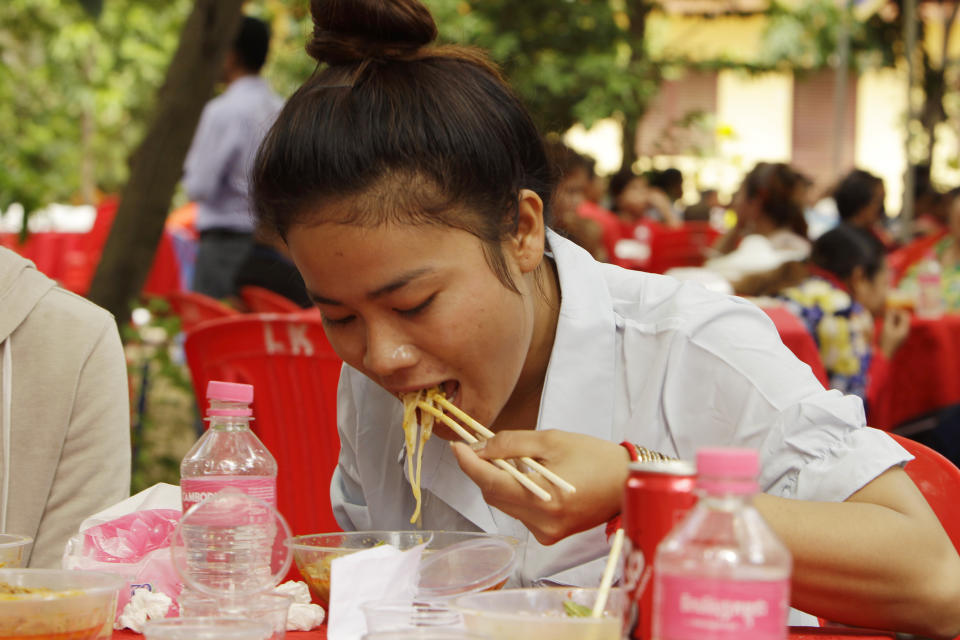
{"left": 890, "top": 433, "right": 960, "bottom": 553}
{"left": 760, "top": 305, "right": 830, "bottom": 388}
{"left": 646, "top": 222, "right": 721, "bottom": 274}
{"left": 182, "top": 314, "right": 343, "bottom": 539}
{"left": 240, "top": 285, "right": 303, "bottom": 314}
{"left": 886, "top": 230, "right": 946, "bottom": 286}
{"left": 166, "top": 290, "right": 238, "bottom": 332}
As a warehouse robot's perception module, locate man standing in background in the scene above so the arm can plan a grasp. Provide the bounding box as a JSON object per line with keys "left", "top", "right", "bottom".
{"left": 183, "top": 16, "right": 282, "bottom": 299}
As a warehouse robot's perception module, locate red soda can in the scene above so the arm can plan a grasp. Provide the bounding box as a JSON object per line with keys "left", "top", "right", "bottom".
{"left": 622, "top": 459, "right": 697, "bottom": 640}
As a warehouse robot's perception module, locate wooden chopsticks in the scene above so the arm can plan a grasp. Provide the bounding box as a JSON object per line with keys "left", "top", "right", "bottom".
{"left": 417, "top": 395, "right": 577, "bottom": 502}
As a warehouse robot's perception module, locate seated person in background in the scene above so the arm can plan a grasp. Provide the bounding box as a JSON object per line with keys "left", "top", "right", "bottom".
{"left": 647, "top": 167, "right": 685, "bottom": 222}
{"left": 608, "top": 166, "right": 681, "bottom": 228}
{"left": 0, "top": 247, "right": 131, "bottom": 567}
{"left": 545, "top": 142, "right": 607, "bottom": 261}
{"left": 734, "top": 224, "right": 910, "bottom": 413}
{"left": 683, "top": 188, "right": 721, "bottom": 223}
{"left": 714, "top": 162, "right": 811, "bottom": 257}
{"left": 233, "top": 225, "right": 312, "bottom": 308}
{"left": 900, "top": 186, "right": 960, "bottom": 311}
{"left": 834, "top": 169, "right": 895, "bottom": 249}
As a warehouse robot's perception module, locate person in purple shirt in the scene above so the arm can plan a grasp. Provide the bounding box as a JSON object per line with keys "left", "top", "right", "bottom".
{"left": 183, "top": 16, "right": 283, "bottom": 299}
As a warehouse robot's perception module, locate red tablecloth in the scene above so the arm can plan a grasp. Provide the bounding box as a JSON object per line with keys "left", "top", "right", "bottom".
{"left": 869, "top": 313, "right": 960, "bottom": 429}
{"left": 112, "top": 627, "right": 894, "bottom": 639}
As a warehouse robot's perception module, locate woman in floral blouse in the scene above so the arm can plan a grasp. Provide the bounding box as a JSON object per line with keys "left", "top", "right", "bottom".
{"left": 735, "top": 224, "right": 910, "bottom": 412}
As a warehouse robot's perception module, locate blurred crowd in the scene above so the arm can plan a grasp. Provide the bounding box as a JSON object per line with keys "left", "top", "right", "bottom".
{"left": 548, "top": 143, "right": 960, "bottom": 421}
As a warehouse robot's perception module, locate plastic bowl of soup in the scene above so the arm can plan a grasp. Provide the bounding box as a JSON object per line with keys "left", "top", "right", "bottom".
{"left": 452, "top": 587, "right": 628, "bottom": 640}
{"left": 0, "top": 568, "right": 126, "bottom": 639}
{"left": 0, "top": 535, "right": 32, "bottom": 569}
{"left": 289, "top": 531, "right": 519, "bottom": 609}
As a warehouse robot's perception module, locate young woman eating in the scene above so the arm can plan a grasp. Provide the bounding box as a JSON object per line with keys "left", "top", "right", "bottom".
{"left": 251, "top": 1, "right": 960, "bottom": 636}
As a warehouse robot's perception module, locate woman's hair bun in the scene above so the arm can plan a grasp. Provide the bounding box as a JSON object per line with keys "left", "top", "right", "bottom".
{"left": 307, "top": 0, "right": 438, "bottom": 65}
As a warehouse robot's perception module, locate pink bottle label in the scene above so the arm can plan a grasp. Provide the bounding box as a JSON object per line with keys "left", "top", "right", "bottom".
{"left": 654, "top": 574, "right": 789, "bottom": 640}
{"left": 181, "top": 476, "right": 277, "bottom": 513}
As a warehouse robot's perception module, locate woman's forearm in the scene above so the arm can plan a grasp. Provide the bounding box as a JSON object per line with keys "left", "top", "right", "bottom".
{"left": 754, "top": 468, "right": 960, "bottom": 638}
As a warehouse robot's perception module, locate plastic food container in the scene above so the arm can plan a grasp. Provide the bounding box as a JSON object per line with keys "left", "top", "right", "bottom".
{"left": 289, "top": 531, "right": 520, "bottom": 609}
{"left": 289, "top": 531, "right": 434, "bottom": 609}
{"left": 0, "top": 568, "right": 126, "bottom": 639}
{"left": 361, "top": 600, "right": 463, "bottom": 631}
{"left": 178, "top": 590, "right": 293, "bottom": 639}
{"left": 452, "top": 587, "right": 628, "bottom": 640}
{"left": 143, "top": 616, "right": 272, "bottom": 640}
{"left": 0, "top": 535, "right": 32, "bottom": 569}
{"left": 362, "top": 631, "right": 490, "bottom": 640}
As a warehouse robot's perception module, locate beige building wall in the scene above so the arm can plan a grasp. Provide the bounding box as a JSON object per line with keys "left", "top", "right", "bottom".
{"left": 855, "top": 68, "right": 908, "bottom": 214}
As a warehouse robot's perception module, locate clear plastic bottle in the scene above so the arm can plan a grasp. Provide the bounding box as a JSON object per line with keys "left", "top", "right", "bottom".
{"left": 915, "top": 251, "right": 944, "bottom": 318}
{"left": 652, "top": 448, "right": 791, "bottom": 640}
{"left": 180, "top": 381, "right": 278, "bottom": 513}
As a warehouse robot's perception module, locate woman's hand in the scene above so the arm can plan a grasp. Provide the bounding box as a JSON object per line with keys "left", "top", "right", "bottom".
{"left": 879, "top": 307, "right": 911, "bottom": 358}
{"left": 450, "top": 430, "right": 630, "bottom": 545}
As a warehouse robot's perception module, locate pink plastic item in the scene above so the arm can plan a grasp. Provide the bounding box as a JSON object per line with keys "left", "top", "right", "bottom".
{"left": 697, "top": 448, "right": 759, "bottom": 494}
{"left": 207, "top": 381, "right": 254, "bottom": 403}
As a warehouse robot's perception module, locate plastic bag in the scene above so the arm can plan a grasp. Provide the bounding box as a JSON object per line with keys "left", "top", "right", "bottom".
{"left": 62, "top": 483, "right": 183, "bottom": 621}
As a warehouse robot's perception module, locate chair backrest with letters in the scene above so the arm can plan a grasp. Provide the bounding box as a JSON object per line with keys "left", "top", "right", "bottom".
{"left": 166, "top": 290, "right": 239, "bottom": 332}
{"left": 183, "top": 314, "right": 343, "bottom": 537}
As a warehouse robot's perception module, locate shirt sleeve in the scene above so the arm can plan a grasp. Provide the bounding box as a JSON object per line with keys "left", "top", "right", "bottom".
{"left": 330, "top": 371, "right": 371, "bottom": 531}
{"left": 30, "top": 317, "right": 131, "bottom": 568}
{"left": 182, "top": 102, "right": 242, "bottom": 204}
{"left": 660, "top": 298, "right": 910, "bottom": 502}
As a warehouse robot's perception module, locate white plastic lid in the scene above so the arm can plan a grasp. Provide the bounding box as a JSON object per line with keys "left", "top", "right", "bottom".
{"left": 417, "top": 538, "right": 517, "bottom": 599}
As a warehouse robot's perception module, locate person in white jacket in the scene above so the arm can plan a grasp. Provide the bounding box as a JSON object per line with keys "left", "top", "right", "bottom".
{"left": 0, "top": 247, "right": 130, "bottom": 567}
{"left": 250, "top": 0, "right": 960, "bottom": 636}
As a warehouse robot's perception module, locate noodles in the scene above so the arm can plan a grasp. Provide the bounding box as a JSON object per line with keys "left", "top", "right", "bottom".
{"left": 400, "top": 388, "right": 438, "bottom": 525}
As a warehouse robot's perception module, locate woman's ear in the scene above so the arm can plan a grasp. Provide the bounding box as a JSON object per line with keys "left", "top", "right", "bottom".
{"left": 511, "top": 189, "right": 546, "bottom": 274}
{"left": 849, "top": 265, "right": 867, "bottom": 297}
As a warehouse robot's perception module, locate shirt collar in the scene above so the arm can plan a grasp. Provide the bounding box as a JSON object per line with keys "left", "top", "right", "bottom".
{"left": 536, "top": 230, "right": 617, "bottom": 441}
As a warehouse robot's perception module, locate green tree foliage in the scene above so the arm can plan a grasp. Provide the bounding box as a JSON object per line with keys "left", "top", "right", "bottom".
{"left": 426, "top": 0, "right": 659, "bottom": 163}
{"left": 0, "top": 0, "right": 193, "bottom": 213}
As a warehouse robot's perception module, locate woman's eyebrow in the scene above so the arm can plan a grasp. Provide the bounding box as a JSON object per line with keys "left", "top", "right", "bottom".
{"left": 307, "top": 267, "right": 435, "bottom": 306}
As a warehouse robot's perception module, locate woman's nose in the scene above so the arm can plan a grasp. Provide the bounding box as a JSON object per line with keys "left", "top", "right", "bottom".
{"left": 362, "top": 326, "right": 418, "bottom": 376}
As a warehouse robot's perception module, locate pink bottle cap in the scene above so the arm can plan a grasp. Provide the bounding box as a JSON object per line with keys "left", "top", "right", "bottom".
{"left": 206, "top": 381, "right": 254, "bottom": 403}
{"left": 696, "top": 447, "right": 759, "bottom": 494}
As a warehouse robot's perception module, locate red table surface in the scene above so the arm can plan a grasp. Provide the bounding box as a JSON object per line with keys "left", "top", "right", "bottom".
{"left": 869, "top": 312, "right": 960, "bottom": 429}
{"left": 112, "top": 626, "right": 895, "bottom": 639}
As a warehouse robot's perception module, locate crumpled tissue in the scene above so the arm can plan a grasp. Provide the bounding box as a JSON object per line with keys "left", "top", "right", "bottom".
{"left": 327, "top": 543, "right": 427, "bottom": 640}
{"left": 274, "top": 581, "right": 325, "bottom": 630}
{"left": 62, "top": 483, "right": 182, "bottom": 624}
{"left": 116, "top": 587, "right": 173, "bottom": 632}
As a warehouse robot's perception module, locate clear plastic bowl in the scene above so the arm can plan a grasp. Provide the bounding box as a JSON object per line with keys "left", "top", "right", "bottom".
{"left": 362, "top": 631, "right": 490, "bottom": 640}
{"left": 0, "top": 535, "right": 32, "bottom": 569}
{"left": 362, "top": 600, "right": 463, "bottom": 631}
{"left": 289, "top": 531, "right": 434, "bottom": 609}
{"left": 178, "top": 590, "right": 293, "bottom": 639}
{"left": 0, "top": 568, "right": 126, "bottom": 639}
{"left": 143, "top": 616, "right": 272, "bottom": 640}
{"left": 452, "top": 587, "right": 628, "bottom": 640}
{"left": 289, "top": 531, "right": 520, "bottom": 609}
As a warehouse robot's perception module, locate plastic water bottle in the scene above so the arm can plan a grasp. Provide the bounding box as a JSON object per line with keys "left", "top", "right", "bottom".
{"left": 652, "top": 448, "right": 791, "bottom": 640}
{"left": 180, "top": 381, "right": 278, "bottom": 513}
{"left": 915, "top": 251, "right": 944, "bottom": 318}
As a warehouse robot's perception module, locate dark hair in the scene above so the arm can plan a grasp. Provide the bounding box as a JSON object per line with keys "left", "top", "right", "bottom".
{"left": 811, "top": 223, "right": 885, "bottom": 281}
{"left": 649, "top": 168, "right": 682, "bottom": 191}
{"left": 252, "top": 0, "right": 553, "bottom": 292}
{"left": 834, "top": 169, "right": 883, "bottom": 221}
{"left": 742, "top": 162, "right": 808, "bottom": 238}
{"left": 734, "top": 223, "right": 885, "bottom": 296}
{"left": 608, "top": 167, "right": 640, "bottom": 205}
{"left": 545, "top": 141, "right": 592, "bottom": 182}
{"left": 233, "top": 16, "right": 271, "bottom": 73}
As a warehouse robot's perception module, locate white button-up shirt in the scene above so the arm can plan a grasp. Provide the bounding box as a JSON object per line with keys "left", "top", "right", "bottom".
{"left": 331, "top": 230, "right": 909, "bottom": 588}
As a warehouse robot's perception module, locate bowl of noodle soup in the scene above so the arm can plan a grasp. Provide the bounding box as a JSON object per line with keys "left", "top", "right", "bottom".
{"left": 0, "top": 568, "right": 125, "bottom": 639}
{"left": 289, "top": 531, "right": 519, "bottom": 610}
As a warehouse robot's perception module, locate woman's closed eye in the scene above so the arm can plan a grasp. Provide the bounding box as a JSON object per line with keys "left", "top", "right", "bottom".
{"left": 320, "top": 313, "right": 355, "bottom": 328}
{"left": 396, "top": 293, "right": 436, "bottom": 317}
